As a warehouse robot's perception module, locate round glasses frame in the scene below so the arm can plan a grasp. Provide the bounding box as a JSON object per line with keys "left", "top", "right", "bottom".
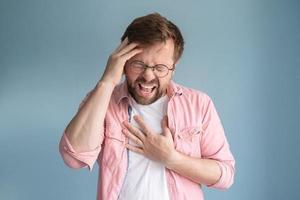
{"left": 126, "top": 60, "right": 175, "bottom": 78}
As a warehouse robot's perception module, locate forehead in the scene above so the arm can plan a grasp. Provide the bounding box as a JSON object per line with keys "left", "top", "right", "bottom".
{"left": 131, "top": 39, "right": 175, "bottom": 65}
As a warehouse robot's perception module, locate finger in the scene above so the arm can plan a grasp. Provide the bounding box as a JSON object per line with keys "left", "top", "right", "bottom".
{"left": 123, "top": 121, "right": 146, "bottom": 141}
{"left": 116, "top": 42, "right": 139, "bottom": 57}
{"left": 133, "top": 115, "right": 153, "bottom": 136}
{"left": 121, "top": 48, "right": 143, "bottom": 61}
{"left": 161, "top": 116, "right": 168, "bottom": 130}
{"left": 122, "top": 128, "right": 143, "bottom": 147}
{"left": 125, "top": 144, "right": 144, "bottom": 155}
{"left": 161, "top": 116, "right": 172, "bottom": 138}
{"left": 161, "top": 116, "right": 167, "bottom": 136}
{"left": 113, "top": 37, "right": 129, "bottom": 53}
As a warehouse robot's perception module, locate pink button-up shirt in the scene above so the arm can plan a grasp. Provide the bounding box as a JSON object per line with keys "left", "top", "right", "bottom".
{"left": 59, "top": 81, "right": 235, "bottom": 200}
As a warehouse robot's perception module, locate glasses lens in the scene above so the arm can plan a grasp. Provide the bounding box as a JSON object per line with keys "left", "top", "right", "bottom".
{"left": 129, "top": 61, "right": 171, "bottom": 77}
{"left": 154, "top": 65, "right": 168, "bottom": 77}
{"left": 130, "top": 61, "right": 145, "bottom": 73}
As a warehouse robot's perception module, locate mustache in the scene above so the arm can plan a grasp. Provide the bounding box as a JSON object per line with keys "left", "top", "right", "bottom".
{"left": 135, "top": 77, "right": 159, "bottom": 85}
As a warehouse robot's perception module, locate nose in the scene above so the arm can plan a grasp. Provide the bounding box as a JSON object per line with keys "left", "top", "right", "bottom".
{"left": 141, "top": 67, "right": 156, "bottom": 81}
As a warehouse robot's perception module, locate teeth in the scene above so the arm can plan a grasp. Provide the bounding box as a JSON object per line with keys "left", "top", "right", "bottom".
{"left": 141, "top": 87, "right": 151, "bottom": 92}
{"left": 140, "top": 84, "right": 155, "bottom": 89}
{"left": 139, "top": 84, "right": 155, "bottom": 93}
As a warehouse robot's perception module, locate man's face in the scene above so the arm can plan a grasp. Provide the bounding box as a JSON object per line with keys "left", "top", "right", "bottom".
{"left": 124, "top": 39, "right": 175, "bottom": 105}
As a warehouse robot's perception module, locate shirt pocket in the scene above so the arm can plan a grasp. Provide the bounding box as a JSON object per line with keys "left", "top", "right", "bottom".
{"left": 175, "top": 126, "right": 202, "bottom": 157}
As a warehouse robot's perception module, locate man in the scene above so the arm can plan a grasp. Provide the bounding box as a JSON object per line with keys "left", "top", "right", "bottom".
{"left": 59, "top": 13, "right": 235, "bottom": 200}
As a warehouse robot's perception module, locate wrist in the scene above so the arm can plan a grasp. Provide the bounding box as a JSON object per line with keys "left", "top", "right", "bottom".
{"left": 165, "top": 149, "right": 181, "bottom": 169}
{"left": 95, "top": 80, "right": 117, "bottom": 92}
{"left": 97, "top": 78, "right": 117, "bottom": 88}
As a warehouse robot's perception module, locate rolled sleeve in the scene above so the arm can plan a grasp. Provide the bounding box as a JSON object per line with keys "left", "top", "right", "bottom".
{"left": 207, "top": 160, "right": 235, "bottom": 189}
{"left": 201, "top": 97, "right": 235, "bottom": 190}
{"left": 59, "top": 132, "right": 101, "bottom": 171}
{"left": 59, "top": 89, "right": 102, "bottom": 171}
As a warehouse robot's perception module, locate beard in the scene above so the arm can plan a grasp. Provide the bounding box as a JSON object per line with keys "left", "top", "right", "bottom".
{"left": 126, "top": 76, "right": 166, "bottom": 105}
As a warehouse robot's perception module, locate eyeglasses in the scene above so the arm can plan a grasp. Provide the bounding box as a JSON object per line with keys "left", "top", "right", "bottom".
{"left": 127, "top": 60, "right": 174, "bottom": 78}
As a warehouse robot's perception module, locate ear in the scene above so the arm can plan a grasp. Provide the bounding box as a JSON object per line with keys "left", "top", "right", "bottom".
{"left": 172, "top": 62, "right": 177, "bottom": 76}
{"left": 172, "top": 70, "right": 175, "bottom": 76}
{"left": 174, "top": 59, "right": 180, "bottom": 66}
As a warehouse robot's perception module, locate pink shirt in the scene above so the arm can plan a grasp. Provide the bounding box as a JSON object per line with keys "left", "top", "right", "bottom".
{"left": 59, "top": 81, "right": 235, "bottom": 200}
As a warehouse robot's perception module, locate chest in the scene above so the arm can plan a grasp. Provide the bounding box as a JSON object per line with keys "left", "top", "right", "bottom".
{"left": 103, "top": 98, "right": 204, "bottom": 160}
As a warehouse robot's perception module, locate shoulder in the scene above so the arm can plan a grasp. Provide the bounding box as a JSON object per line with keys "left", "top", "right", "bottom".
{"left": 173, "top": 82, "right": 212, "bottom": 104}
{"left": 110, "top": 81, "right": 129, "bottom": 104}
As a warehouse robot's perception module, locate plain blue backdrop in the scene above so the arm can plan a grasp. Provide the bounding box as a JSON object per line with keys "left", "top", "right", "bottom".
{"left": 1, "top": 0, "right": 299, "bottom": 199}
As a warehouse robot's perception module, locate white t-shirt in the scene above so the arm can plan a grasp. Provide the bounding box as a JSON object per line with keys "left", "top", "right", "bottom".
{"left": 118, "top": 95, "right": 170, "bottom": 200}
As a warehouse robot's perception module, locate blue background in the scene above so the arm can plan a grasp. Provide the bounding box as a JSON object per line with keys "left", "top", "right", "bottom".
{"left": 1, "top": 0, "right": 299, "bottom": 199}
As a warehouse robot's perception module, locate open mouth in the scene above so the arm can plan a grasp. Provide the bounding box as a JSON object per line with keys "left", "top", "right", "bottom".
{"left": 137, "top": 83, "right": 157, "bottom": 96}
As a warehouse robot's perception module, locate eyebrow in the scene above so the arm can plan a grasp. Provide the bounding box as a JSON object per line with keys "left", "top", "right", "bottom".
{"left": 132, "top": 60, "right": 171, "bottom": 66}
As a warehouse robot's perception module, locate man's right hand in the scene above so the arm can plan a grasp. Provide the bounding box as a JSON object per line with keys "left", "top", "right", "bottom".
{"left": 100, "top": 37, "right": 142, "bottom": 86}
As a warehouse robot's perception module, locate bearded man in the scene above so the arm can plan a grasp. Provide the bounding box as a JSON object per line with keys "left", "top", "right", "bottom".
{"left": 59, "top": 13, "right": 235, "bottom": 200}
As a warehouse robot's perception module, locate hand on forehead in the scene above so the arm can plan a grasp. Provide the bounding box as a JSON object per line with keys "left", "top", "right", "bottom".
{"left": 129, "top": 39, "right": 175, "bottom": 66}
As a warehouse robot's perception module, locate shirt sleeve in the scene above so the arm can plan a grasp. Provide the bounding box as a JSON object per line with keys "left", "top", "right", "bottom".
{"left": 200, "top": 97, "right": 235, "bottom": 190}
{"left": 59, "top": 132, "right": 101, "bottom": 171}
{"left": 58, "top": 90, "right": 104, "bottom": 171}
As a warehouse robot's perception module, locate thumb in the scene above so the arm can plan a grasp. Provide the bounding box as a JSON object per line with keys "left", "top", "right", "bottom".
{"left": 161, "top": 116, "right": 172, "bottom": 138}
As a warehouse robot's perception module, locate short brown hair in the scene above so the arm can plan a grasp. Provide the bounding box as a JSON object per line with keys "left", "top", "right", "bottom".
{"left": 121, "top": 13, "right": 184, "bottom": 62}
